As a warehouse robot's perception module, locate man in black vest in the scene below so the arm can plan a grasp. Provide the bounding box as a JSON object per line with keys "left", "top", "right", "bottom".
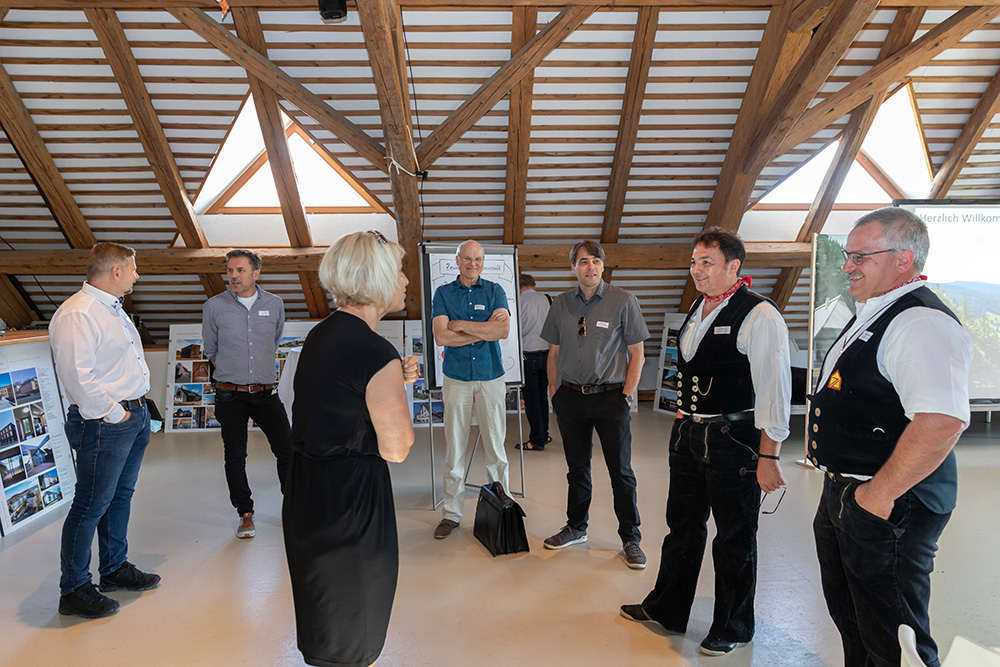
{"left": 810, "top": 208, "right": 972, "bottom": 667}
{"left": 620, "top": 227, "right": 790, "bottom": 656}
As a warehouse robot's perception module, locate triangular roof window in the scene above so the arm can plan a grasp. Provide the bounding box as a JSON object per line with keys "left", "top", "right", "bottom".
{"left": 195, "top": 95, "right": 384, "bottom": 215}
{"left": 756, "top": 85, "right": 931, "bottom": 208}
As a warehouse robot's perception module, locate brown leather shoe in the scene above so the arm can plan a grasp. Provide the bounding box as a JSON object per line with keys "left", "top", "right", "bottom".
{"left": 434, "top": 519, "right": 459, "bottom": 539}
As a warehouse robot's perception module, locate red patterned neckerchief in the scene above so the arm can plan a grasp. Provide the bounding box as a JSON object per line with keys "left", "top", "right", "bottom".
{"left": 875, "top": 275, "right": 926, "bottom": 298}
{"left": 704, "top": 276, "right": 752, "bottom": 303}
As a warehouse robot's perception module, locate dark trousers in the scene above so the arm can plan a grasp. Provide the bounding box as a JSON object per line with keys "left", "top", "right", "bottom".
{"left": 551, "top": 385, "right": 639, "bottom": 543}
{"left": 522, "top": 351, "right": 549, "bottom": 446}
{"left": 642, "top": 417, "right": 761, "bottom": 642}
{"left": 60, "top": 404, "right": 150, "bottom": 595}
{"left": 814, "top": 478, "right": 951, "bottom": 667}
{"left": 214, "top": 388, "right": 292, "bottom": 516}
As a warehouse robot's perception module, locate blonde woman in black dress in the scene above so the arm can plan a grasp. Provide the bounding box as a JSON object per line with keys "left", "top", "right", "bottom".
{"left": 284, "top": 230, "right": 417, "bottom": 667}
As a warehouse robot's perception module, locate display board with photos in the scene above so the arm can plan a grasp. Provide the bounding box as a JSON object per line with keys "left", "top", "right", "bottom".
{"left": 419, "top": 243, "right": 523, "bottom": 390}
{"left": 0, "top": 335, "right": 76, "bottom": 536}
{"left": 653, "top": 313, "right": 689, "bottom": 415}
{"left": 167, "top": 321, "right": 320, "bottom": 433}
{"left": 812, "top": 210, "right": 1000, "bottom": 405}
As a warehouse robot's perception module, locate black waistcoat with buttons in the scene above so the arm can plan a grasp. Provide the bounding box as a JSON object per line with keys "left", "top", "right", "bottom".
{"left": 809, "top": 286, "right": 959, "bottom": 478}
{"left": 676, "top": 285, "right": 769, "bottom": 415}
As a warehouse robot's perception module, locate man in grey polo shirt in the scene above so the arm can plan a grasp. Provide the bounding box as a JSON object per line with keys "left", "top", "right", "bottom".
{"left": 202, "top": 249, "right": 292, "bottom": 540}
{"left": 540, "top": 240, "right": 649, "bottom": 569}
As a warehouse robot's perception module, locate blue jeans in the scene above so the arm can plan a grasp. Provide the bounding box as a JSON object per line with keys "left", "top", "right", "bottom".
{"left": 522, "top": 351, "right": 549, "bottom": 446}
{"left": 642, "top": 417, "right": 761, "bottom": 641}
{"left": 60, "top": 404, "right": 151, "bottom": 595}
{"left": 814, "top": 478, "right": 951, "bottom": 667}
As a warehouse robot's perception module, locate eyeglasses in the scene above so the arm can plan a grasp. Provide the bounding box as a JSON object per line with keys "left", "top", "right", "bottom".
{"left": 578, "top": 315, "right": 586, "bottom": 337}
{"left": 367, "top": 229, "right": 388, "bottom": 245}
{"left": 459, "top": 256, "right": 483, "bottom": 264}
{"left": 759, "top": 487, "right": 786, "bottom": 515}
{"left": 841, "top": 248, "right": 896, "bottom": 266}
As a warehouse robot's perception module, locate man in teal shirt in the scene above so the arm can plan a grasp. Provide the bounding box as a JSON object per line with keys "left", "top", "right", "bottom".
{"left": 431, "top": 240, "right": 510, "bottom": 539}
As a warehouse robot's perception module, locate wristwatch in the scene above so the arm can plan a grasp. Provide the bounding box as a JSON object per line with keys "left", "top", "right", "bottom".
{"left": 624, "top": 393, "right": 633, "bottom": 407}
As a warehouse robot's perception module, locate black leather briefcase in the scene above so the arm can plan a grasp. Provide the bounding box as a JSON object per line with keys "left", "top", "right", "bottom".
{"left": 473, "top": 481, "right": 529, "bottom": 556}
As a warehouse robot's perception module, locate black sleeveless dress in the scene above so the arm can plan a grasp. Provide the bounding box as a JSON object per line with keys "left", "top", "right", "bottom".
{"left": 283, "top": 311, "right": 400, "bottom": 667}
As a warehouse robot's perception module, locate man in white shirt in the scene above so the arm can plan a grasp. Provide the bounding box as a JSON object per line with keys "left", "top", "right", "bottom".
{"left": 621, "top": 228, "right": 790, "bottom": 656}
{"left": 49, "top": 242, "right": 160, "bottom": 620}
{"left": 515, "top": 273, "right": 551, "bottom": 451}
{"left": 810, "top": 208, "right": 973, "bottom": 667}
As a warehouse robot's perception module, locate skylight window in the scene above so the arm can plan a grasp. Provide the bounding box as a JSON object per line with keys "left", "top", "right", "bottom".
{"left": 756, "top": 85, "right": 930, "bottom": 207}
{"left": 194, "top": 95, "right": 382, "bottom": 216}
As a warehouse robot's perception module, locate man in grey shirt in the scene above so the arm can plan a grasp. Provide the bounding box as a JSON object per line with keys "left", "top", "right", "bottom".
{"left": 202, "top": 249, "right": 292, "bottom": 540}
{"left": 517, "top": 273, "right": 551, "bottom": 451}
{"left": 540, "top": 240, "right": 650, "bottom": 569}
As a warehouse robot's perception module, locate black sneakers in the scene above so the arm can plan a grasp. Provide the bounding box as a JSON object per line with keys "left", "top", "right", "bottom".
{"left": 58, "top": 581, "right": 119, "bottom": 619}
{"left": 699, "top": 635, "right": 740, "bottom": 655}
{"left": 99, "top": 562, "right": 161, "bottom": 592}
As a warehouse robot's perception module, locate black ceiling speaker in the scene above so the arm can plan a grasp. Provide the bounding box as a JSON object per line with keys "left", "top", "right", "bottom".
{"left": 319, "top": 0, "right": 347, "bottom": 24}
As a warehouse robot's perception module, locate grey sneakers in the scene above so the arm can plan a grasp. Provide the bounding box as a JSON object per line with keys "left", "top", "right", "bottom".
{"left": 623, "top": 541, "right": 646, "bottom": 569}
{"left": 543, "top": 525, "right": 587, "bottom": 549}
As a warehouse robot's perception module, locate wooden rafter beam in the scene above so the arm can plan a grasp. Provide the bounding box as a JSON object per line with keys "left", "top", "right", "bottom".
{"left": 170, "top": 7, "right": 388, "bottom": 173}
{"left": 0, "top": 242, "right": 812, "bottom": 276}
{"left": 0, "top": 275, "right": 40, "bottom": 328}
{"left": 0, "top": 0, "right": 988, "bottom": 7}
{"left": 788, "top": 0, "right": 833, "bottom": 33}
{"left": 928, "top": 64, "right": 1000, "bottom": 198}
{"left": 415, "top": 5, "right": 597, "bottom": 168}
{"left": 357, "top": 0, "right": 422, "bottom": 317}
{"left": 745, "top": 0, "right": 880, "bottom": 176}
{"left": 0, "top": 63, "right": 96, "bottom": 249}
{"left": 601, "top": 5, "right": 657, "bottom": 244}
{"left": 231, "top": 7, "right": 328, "bottom": 318}
{"left": 503, "top": 6, "right": 537, "bottom": 245}
{"left": 775, "top": 5, "right": 1000, "bottom": 159}
{"left": 702, "top": 3, "right": 808, "bottom": 234}
{"left": 681, "top": 1, "right": 808, "bottom": 309}
{"left": 769, "top": 6, "right": 924, "bottom": 310}
{"left": 87, "top": 7, "right": 226, "bottom": 299}
{"left": 232, "top": 8, "right": 311, "bottom": 249}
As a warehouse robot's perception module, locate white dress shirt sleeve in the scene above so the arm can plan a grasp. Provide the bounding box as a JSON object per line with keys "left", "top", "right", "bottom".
{"left": 51, "top": 310, "right": 127, "bottom": 423}
{"left": 879, "top": 308, "right": 974, "bottom": 426}
{"left": 737, "top": 302, "right": 792, "bottom": 443}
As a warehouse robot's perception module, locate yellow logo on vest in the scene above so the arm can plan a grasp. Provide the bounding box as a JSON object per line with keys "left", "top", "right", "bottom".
{"left": 827, "top": 370, "right": 842, "bottom": 391}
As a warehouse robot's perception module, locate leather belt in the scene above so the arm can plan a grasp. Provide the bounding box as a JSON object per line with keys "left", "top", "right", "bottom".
{"left": 215, "top": 382, "right": 276, "bottom": 394}
{"left": 524, "top": 350, "right": 549, "bottom": 355}
{"left": 682, "top": 409, "right": 754, "bottom": 425}
{"left": 561, "top": 380, "right": 624, "bottom": 395}
{"left": 120, "top": 397, "right": 146, "bottom": 409}
{"left": 825, "top": 470, "right": 873, "bottom": 484}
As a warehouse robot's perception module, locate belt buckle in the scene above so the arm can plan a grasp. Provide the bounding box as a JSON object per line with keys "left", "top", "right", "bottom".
{"left": 692, "top": 415, "right": 704, "bottom": 424}
{"left": 581, "top": 385, "right": 595, "bottom": 395}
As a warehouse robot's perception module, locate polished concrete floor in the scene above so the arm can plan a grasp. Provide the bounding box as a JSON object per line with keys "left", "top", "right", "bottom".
{"left": 1, "top": 407, "right": 998, "bottom": 667}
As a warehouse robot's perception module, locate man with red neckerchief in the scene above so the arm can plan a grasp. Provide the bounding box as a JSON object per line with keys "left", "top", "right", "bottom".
{"left": 811, "top": 208, "right": 972, "bottom": 667}
{"left": 620, "top": 227, "right": 790, "bottom": 657}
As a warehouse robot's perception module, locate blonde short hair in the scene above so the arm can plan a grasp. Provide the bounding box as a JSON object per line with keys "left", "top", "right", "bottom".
{"left": 319, "top": 231, "right": 405, "bottom": 310}
{"left": 87, "top": 242, "right": 135, "bottom": 282}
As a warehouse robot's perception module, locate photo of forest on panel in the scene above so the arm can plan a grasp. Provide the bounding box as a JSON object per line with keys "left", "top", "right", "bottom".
{"left": 813, "top": 211, "right": 1000, "bottom": 403}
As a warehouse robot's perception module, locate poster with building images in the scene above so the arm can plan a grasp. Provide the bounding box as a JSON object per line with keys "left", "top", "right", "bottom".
{"left": 653, "top": 313, "right": 689, "bottom": 415}
{"left": 404, "top": 320, "right": 444, "bottom": 427}
{"left": 0, "top": 337, "right": 76, "bottom": 536}
{"left": 167, "top": 321, "right": 324, "bottom": 433}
